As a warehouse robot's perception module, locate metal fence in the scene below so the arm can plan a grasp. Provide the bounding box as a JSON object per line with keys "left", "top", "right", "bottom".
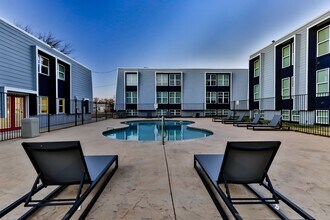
{"left": 0, "top": 92, "right": 115, "bottom": 141}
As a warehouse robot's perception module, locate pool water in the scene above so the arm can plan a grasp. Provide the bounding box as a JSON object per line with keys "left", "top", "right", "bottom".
{"left": 103, "top": 120, "right": 213, "bottom": 141}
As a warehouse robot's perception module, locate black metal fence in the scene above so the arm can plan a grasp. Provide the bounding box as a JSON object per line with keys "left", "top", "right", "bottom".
{"left": 0, "top": 92, "right": 115, "bottom": 141}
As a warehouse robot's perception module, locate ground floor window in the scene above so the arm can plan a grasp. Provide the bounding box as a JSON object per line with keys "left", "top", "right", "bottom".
{"left": 38, "top": 96, "right": 48, "bottom": 114}
{"left": 218, "top": 109, "right": 229, "bottom": 116}
{"left": 156, "top": 109, "right": 168, "bottom": 116}
{"left": 170, "top": 109, "right": 181, "bottom": 116}
{"left": 316, "top": 110, "right": 329, "bottom": 124}
{"left": 205, "top": 109, "right": 216, "bottom": 116}
{"left": 126, "top": 109, "right": 138, "bottom": 116}
{"left": 253, "top": 109, "right": 264, "bottom": 119}
{"left": 291, "top": 110, "right": 300, "bottom": 122}
{"left": 282, "top": 109, "right": 290, "bottom": 121}
{"left": 58, "top": 98, "right": 65, "bottom": 113}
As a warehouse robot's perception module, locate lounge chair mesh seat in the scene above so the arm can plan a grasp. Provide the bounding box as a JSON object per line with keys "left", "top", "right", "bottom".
{"left": 212, "top": 111, "right": 233, "bottom": 122}
{"left": 194, "top": 141, "right": 314, "bottom": 220}
{"left": 233, "top": 113, "right": 261, "bottom": 127}
{"left": 247, "top": 115, "right": 288, "bottom": 130}
{"left": 222, "top": 112, "right": 245, "bottom": 124}
{"left": 0, "top": 141, "right": 118, "bottom": 220}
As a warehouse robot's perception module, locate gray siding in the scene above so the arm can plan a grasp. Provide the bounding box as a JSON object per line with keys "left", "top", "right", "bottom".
{"left": 0, "top": 18, "right": 92, "bottom": 100}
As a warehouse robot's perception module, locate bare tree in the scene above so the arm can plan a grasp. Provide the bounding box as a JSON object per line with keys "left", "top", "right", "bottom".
{"left": 16, "top": 23, "right": 73, "bottom": 55}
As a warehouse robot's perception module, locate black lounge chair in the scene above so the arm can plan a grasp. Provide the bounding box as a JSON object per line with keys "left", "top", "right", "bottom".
{"left": 0, "top": 141, "right": 118, "bottom": 220}
{"left": 247, "top": 115, "right": 288, "bottom": 130}
{"left": 222, "top": 112, "right": 245, "bottom": 124}
{"left": 194, "top": 141, "right": 314, "bottom": 220}
{"left": 233, "top": 113, "right": 261, "bottom": 127}
{"left": 212, "top": 111, "right": 233, "bottom": 122}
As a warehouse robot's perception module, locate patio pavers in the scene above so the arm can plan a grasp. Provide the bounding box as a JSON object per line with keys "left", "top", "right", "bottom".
{"left": 0, "top": 118, "right": 329, "bottom": 219}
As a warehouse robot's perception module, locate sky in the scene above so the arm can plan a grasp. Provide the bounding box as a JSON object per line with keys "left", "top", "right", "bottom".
{"left": 1, "top": 0, "right": 330, "bottom": 98}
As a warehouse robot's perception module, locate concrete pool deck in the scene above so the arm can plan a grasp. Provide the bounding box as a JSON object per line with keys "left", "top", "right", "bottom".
{"left": 0, "top": 118, "right": 329, "bottom": 219}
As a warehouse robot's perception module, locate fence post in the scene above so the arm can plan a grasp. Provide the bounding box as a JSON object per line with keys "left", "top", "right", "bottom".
{"left": 81, "top": 100, "right": 84, "bottom": 125}
{"left": 75, "top": 98, "right": 77, "bottom": 126}
{"left": 47, "top": 112, "right": 50, "bottom": 132}
{"left": 95, "top": 101, "right": 98, "bottom": 122}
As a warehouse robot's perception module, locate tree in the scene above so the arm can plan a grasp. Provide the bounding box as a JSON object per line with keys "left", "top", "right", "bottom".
{"left": 16, "top": 23, "right": 73, "bottom": 55}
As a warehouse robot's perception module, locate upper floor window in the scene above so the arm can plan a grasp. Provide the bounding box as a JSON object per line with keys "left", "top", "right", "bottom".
{"left": 317, "top": 26, "right": 329, "bottom": 57}
{"left": 38, "top": 55, "right": 49, "bottom": 76}
{"left": 206, "top": 74, "right": 217, "bottom": 86}
{"left": 218, "top": 74, "right": 230, "bottom": 86}
{"left": 169, "top": 92, "right": 181, "bottom": 104}
{"left": 316, "top": 68, "right": 329, "bottom": 97}
{"left": 58, "top": 64, "right": 65, "bottom": 80}
{"left": 282, "top": 45, "right": 291, "bottom": 68}
{"left": 218, "top": 92, "right": 229, "bottom": 104}
{"left": 254, "top": 59, "right": 260, "bottom": 77}
{"left": 126, "top": 92, "right": 137, "bottom": 104}
{"left": 282, "top": 77, "right": 290, "bottom": 99}
{"left": 156, "top": 74, "right": 168, "bottom": 86}
{"left": 253, "top": 85, "right": 259, "bottom": 101}
{"left": 126, "top": 73, "right": 138, "bottom": 86}
{"left": 38, "top": 96, "right": 48, "bottom": 114}
{"left": 206, "top": 92, "right": 217, "bottom": 103}
{"left": 157, "top": 92, "right": 168, "bottom": 104}
{"left": 169, "top": 74, "right": 181, "bottom": 86}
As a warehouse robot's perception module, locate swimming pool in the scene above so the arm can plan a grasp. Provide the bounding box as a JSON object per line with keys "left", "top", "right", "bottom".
{"left": 103, "top": 120, "right": 213, "bottom": 141}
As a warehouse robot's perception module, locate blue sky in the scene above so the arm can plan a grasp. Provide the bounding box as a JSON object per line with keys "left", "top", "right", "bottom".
{"left": 1, "top": 0, "right": 330, "bottom": 98}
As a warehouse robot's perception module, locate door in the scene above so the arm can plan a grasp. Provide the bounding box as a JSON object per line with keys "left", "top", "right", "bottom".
{"left": 0, "top": 94, "right": 26, "bottom": 132}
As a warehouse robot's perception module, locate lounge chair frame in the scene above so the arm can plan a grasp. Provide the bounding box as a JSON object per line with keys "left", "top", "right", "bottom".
{"left": 194, "top": 142, "right": 314, "bottom": 220}
{"left": 222, "top": 112, "right": 245, "bottom": 124}
{"left": 212, "top": 111, "right": 233, "bottom": 122}
{"left": 233, "top": 114, "right": 261, "bottom": 127}
{"left": 0, "top": 142, "right": 118, "bottom": 220}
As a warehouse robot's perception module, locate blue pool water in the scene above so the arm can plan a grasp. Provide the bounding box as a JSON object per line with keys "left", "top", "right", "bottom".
{"left": 103, "top": 120, "right": 213, "bottom": 141}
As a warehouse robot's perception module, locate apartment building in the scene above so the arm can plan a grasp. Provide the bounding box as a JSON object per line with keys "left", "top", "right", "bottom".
{"left": 249, "top": 11, "right": 330, "bottom": 125}
{"left": 0, "top": 18, "right": 93, "bottom": 131}
{"left": 115, "top": 68, "right": 248, "bottom": 117}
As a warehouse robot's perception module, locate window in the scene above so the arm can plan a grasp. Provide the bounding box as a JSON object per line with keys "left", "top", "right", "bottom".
{"left": 170, "top": 109, "right": 181, "bottom": 116}
{"left": 156, "top": 109, "right": 167, "bottom": 116}
{"left": 58, "top": 98, "right": 65, "bottom": 113}
{"left": 58, "top": 64, "right": 65, "bottom": 80}
{"left": 205, "top": 109, "right": 216, "bottom": 117}
{"left": 126, "top": 73, "right": 138, "bottom": 86}
{"left": 217, "top": 109, "right": 229, "bottom": 116}
{"left": 282, "top": 45, "right": 291, "bottom": 68}
{"left": 206, "top": 74, "right": 217, "bottom": 86}
{"left": 206, "top": 92, "right": 217, "bottom": 103}
{"left": 254, "top": 59, "right": 260, "bottom": 77}
{"left": 126, "top": 92, "right": 137, "bottom": 104}
{"left": 254, "top": 110, "right": 265, "bottom": 119}
{"left": 38, "top": 55, "right": 49, "bottom": 76}
{"left": 38, "top": 96, "right": 48, "bottom": 114}
{"left": 317, "top": 26, "right": 329, "bottom": 57}
{"left": 282, "top": 77, "right": 290, "bottom": 99}
{"left": 126, "top": 109, "right": 138, "bottom": 116}
{"left": 316, "top": 110, "right": 329, "bottom": 124}
{"left": 157, "top": 92, "right": 168, "bottom": 104}
{"left": 218, "top": 92, "right": 229, "bottom": 104}
{"left": 218, "top": 74, "right": 230, "bottom": 86}
{"left": 253, "top": 85, "right": 259, "bottom": 101}
{"left": 282, "top": 110, "right": 290, "bottom": 121}
{"left": 316, "top": 69, "right": 329, "bottom": 97}
{"left": 291, "top": 110, "right": 300, "bottom": 122}
{"left": 156, "top": 74, "right": 168, "bottom": 86}
{"left": 169, "top": 92, "right": 181, "bottom": 104}
{"left": 169, "top": 74, "right": 181, "bottom": 86}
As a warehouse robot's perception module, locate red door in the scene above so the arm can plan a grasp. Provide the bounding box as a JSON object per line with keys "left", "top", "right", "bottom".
{"left": 0, "top": 95, "right": 26, "bottom": 132}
